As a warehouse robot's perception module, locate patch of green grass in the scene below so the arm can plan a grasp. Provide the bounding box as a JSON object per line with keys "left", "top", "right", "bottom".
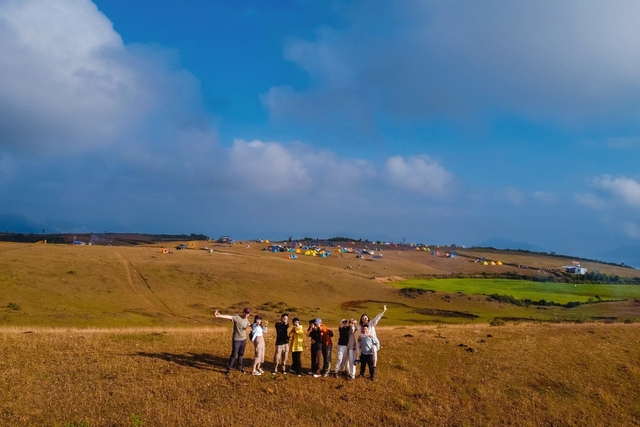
{"left": 394, "top": 278, "right": 640, "bottom": 304}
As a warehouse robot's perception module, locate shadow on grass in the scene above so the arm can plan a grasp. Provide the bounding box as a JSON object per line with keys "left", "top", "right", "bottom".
{"left": 133, "top": 352, "right": 229, "bottom": 372}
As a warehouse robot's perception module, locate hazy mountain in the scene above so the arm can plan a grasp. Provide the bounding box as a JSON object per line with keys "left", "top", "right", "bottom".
{"left": 0, "top": 213, "right": 43, "bottom": 234}
{"left": 475, "top": 237, "right": 545, "bottom": 252}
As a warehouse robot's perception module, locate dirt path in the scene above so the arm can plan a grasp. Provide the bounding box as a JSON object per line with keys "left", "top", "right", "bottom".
{"left": 114, "top": 250, "right": 172, "bottom": 315}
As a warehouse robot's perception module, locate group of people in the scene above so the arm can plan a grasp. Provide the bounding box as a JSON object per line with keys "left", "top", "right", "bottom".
{"left": 214, "top": 305, "right": 387, "bottom": 381}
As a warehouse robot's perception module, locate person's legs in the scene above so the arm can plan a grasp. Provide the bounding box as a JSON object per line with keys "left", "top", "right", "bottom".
{"left": 359, "top": 354, "right": 369, "bottom": 377}
{"left": 227, "top": 339, "right": 238, "bottom": 372}
{"left": 253, "top": 338, "right": 263, "bottom": 373}
{"left": 273, "top": 345, "right": 280, "bottom": 373}
{"left": 322, "top": 343, "right": 332, "bottom": 375}
{"left": 366, "top": 355, "right": 375, "bottom": 378}
{"left": 281, "top": 344, "right": 289, "bottom": 372}
{"left": 372, "top": 345, "right": 378, "bottom": 366}
{"left": 313, "top": 344, "right": 323, "bottom": 375}
{"left": 236, "top": 339, "right": 246, "bottom": 371}
{"left": 334, "top": 345, "right": 346, "bottom": 373}
{"left": 347, "top": 349, "right": 356, "bottom": 378}
{"left": 292, "top": 351, "right": 302, "bottom": 374}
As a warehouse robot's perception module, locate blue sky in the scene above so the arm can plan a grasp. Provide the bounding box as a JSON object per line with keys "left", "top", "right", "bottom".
{"left": 1, "top": 0, "right": 640, "bottom": 261}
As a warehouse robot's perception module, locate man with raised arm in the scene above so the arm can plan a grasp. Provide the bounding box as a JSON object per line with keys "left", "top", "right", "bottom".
{"left": 215, "top": 307, "right": 251, "bottom": 375}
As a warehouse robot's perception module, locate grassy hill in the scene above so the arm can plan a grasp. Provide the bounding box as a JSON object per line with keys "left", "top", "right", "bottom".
{"left": 1, "top": 241, "right": 639, "bottom": 327}
{"left": 1, "top": 241, "right": 640, "bottom": 426}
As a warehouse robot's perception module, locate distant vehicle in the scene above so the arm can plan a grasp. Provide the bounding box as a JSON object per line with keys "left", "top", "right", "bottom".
{"left": 217, "top": 236, "right": 231, "bottom": 244}
{"left": 176, "top": 244, "right": 189, "bottom": 250}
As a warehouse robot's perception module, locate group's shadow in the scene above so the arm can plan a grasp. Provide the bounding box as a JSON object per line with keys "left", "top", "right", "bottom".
{"left": 132, "top": 352, "right": 229, "bottom": 372}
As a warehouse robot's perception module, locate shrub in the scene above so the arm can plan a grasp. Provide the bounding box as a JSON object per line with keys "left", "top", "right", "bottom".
{"left": 7, "top": 302, "right": 20, "bottom": 310}
{"left": 490, "top": 318, "right": 505, "bottom": 326}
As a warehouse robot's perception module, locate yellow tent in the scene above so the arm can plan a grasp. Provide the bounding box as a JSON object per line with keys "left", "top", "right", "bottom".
{"left": 415, "top": 247, "right": 420, "bottom": 251}
{"left": 295, "top": 249, "right": 301, "bottom": 253}
{"left": 490, "top": 261, "right": 496, "bottom": 265}
{"left": 265, "top": 239, "right": 270, "bottom": 244}
{"left": 497, "top": 261, "right": 503, "bottom": 265}
{"left": 483, "top": 261, "right": 489, "bottom": 265}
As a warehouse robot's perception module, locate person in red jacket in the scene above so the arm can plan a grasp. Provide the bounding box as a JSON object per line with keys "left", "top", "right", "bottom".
{"left": 315, "top": 318, "right": 334, "bottom": 377}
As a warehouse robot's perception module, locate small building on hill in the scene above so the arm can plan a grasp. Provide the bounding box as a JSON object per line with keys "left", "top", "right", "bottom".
{"left": 563, "top": 264, "right": 587, "bottom": 274}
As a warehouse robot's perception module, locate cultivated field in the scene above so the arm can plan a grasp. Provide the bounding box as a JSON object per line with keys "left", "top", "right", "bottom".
{"left": 1, "top": 324, "right": 639, "bottom": 426}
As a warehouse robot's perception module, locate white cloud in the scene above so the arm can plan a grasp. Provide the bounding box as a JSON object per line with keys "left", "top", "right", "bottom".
{"left": 385, "top": 155, "right": 452, "bottom": 196}
{"left": 623, "top": 221, "right": 640, "bottom": 238}
{"left": 575, "top": 192, "right": 608, "bottom": 210}
{"left": 228, "top": 139, "right": 312, "bottom": 193}
{"left": 532, "top": 191, "right": 559, "bottom": 204}
{"left": 594, "top": 175, "right": 640, "bottom": 208}
{"left": 267, "top": 1, "right": 640, "bottom": 130}
{"left": 0, "top": 0, "right": 202, "bottom": 155}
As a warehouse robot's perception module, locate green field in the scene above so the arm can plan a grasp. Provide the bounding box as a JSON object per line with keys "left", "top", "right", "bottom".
{"left": 394, "top": 278, "right": 640, "bottom": 304}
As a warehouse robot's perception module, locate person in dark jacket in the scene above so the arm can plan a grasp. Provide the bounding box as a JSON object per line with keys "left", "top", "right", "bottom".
{"left": 307, "top": 319, "right": 323, "bottom": 377}
{"left": 332, "top": 319, "right": 350, "bottom": 377}
{"left": 272, "top": 313, "right": 290, "bottom": 374}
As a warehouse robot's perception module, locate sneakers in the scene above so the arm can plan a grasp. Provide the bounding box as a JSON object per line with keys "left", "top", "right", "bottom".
{"left": 252, "top": 371, "right": 262, "bottom": 376}
{"left": 313, "top": 374, "right": 321, "bottom": 378}
{"left": 225, "top": 370, "right": 230, "bottom": 376}
{"left": 272, "top": 371, "right": 277, "bottom": 375}
{"left": 258, "top": 368, "right": 263, "bottom": 374}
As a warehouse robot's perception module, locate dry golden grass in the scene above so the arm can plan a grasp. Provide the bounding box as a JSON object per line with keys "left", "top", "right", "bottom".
{"left": 2, "top": 242, "right": 638, "bottom": 328}
{"left": 1, "top": 324, "right": 639, "bottom": 426}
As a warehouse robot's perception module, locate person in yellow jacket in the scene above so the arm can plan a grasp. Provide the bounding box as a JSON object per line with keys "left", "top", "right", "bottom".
{"left": 289, "top": 317, "right": 305, "bottom": 376}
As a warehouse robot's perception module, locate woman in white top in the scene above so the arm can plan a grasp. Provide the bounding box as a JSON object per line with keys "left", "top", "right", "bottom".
{"left": 359, "top": 305, "right": 386, "bottom": 367}
{"left": 251, "top": 314, "right": 268, "bottom": 375}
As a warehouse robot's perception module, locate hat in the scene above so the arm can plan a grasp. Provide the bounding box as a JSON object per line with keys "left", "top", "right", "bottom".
{"left": 243, "top": 307, "right": 251, "bottom": 314}
{"left": 341, "top": 319, "right": 347, "bottom": 323}
{"left": 255, "top": 314, "right": 262, "bottom": 319}
{"left": 314, "top": 318, "right": 322, "bottom": 325}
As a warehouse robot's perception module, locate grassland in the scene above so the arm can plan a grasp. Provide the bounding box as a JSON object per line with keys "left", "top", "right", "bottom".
{"left": 1, "top": 242, "right": 640, "bottom": 326}
{"left": 395, "top": 278, "right": 640, "bottom": 304}
{"left": 1, "top": 242, "right": 640, "bottom": 425}
{"left": 1, "top": 324, "right": 639, "bottom": 426}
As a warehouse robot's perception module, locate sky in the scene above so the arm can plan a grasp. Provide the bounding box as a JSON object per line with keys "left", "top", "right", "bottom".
{"left": 1, "top": 0, "right": 640, "bottom": 261}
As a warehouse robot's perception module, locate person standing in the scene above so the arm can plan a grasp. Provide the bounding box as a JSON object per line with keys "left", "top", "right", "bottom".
{"left": 273, "top": 313, "right": 290, "bottom": 375}
{"left": 359, "top": 304, "right": 387, "bottom": 367}
{"left": 289, "top": 317, "right": 304, "bottom": 376}
{"left": 357, "top": 324, "right": 380, "bottom": 381}
{"left": 333, "top": 319, "right": 350, "bottom": 377}
{"left": 346, "top": 319, "right": 358, "bottom": 380}
{"left": 316, "top": 319, "right": 334, "bottom": 377}
{"left": 215, "top": 307, "right": 251, "bottom": 375}
{"left": 307, "top": 319, "right": 323, "bottom": 377}
{"left": 250, "top": 314, "right": 268, "bottom": 375}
